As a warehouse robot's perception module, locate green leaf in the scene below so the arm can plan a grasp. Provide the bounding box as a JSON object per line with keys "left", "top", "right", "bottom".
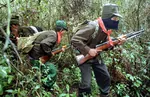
{"left": 148, "top": 47, "right": 150, "bottom": 50}
{"left": 130, "top": 76, "right": 134, "bottom": 81}
{"left": 66, "top": 84, "right": 69, "bottom": 92}
{"left": 146, "top": 87, "right": 150, "bottom": 92}
{"left": 6, "top": 89, "right": 18, "bottom": 94}
{"left": 34, "top": 85, "right": 40, "bottom": 90}
{"left": 4, "top": 66, "right": 11, "bottom": 73}
{"left": 8, "top": 75, "right": 14, "bottom": 84}
{"left": 4, "top": 95, "right": 12, "bottom": 97}
{"left": 59, "top": 93, "right": 67, "bottom": 97}
{"left": 0, "top": 67, "right": 7, "bottom": 78}
{"left": 133, "top": 80, "right": 142, "bottom": 88}
{"left": 124, "top": 94, "right": 130, "bottom": 97}
{"left": 136, "top": 90, "right": 140, "bottom": 97}
{"left": 146, "top": 42, "right": 150, "bottom": 45}
{"left": 0, "top": 84, "right": 3, "bottom": 95}
{"left": 5, "top": 89, "right": 14, "bottom": 93}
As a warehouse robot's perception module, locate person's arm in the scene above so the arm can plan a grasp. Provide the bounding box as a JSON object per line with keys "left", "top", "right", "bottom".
{"left": 40, "top": 34, "right": 57, "bottom": 56}
{"left": 71, "top": 25, "right": 95, "bottom": 56}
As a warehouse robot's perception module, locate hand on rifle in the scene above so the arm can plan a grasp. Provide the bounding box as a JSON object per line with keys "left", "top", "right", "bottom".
{"left": 61, "top": 45, "right": 67, "bottom": 52}
{"left": 88, "top": 48, "right": 102, "bottom": 57}
{"left": 16, "top": 37, "right": 19, "bottom": 40}
{"left": 51, "top": 52, "right": 55, "bottom": 56}
{"left": 118, "top": 35, "right": 126, "bottom": 45}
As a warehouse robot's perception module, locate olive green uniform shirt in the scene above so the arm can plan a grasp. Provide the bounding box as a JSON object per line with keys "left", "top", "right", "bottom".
{"left": 29, "top": 30, "right": 57, "bottom": 59}
{"left": 71, "top": 20, "right": 108, "bottom": 56}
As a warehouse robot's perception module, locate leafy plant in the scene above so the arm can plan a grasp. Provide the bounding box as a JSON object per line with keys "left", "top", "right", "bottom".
{"left": 0, "top": 65, "right": 13, "bottom": 95}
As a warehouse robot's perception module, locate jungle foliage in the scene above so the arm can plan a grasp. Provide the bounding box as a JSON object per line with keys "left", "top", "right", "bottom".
{"left": 0, "top": 0, "right": 150, "bottom": 97}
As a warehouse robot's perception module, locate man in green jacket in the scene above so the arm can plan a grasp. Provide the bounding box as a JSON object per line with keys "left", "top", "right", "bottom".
{"left": 27, "top": 20, "right": 68, "bottom": 89}
{"left": 28, "top": 20, "right": 68, "bottom": 60}
{"left": 71, "top": 4, "right": 125, "bottom": 97}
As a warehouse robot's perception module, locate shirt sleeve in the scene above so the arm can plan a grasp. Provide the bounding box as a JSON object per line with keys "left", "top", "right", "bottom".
{"left": 71, "top": 24, "right": 95, "bottom": 56}
{"left": 40, "top": 33, "right": 57, "bottom": 56}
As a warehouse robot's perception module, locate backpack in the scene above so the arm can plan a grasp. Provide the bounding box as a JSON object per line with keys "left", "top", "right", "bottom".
{"left": 17, "top": 31, "right": 45, "bottom": 54}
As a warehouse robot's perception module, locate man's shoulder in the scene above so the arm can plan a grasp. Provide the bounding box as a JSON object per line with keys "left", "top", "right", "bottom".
{"left": 81, "top": 20, "right": 98, "bottom": 31}
{"left": 41, "top": 30, "right": 56, "bottom": 33}
{"left": 78, "top": 20, "right": 96, "bottom": 31}
{"left": 88, "top": 20, "right": 99, "bottom": 28}
{"left": 38, "top": 30, "right": 56, "bottom": 36}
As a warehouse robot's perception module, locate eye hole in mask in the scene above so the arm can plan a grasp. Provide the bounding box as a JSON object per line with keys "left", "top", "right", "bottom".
{"left": 102, "top": 17, "right": 119, "bottom": 30}
{"left": 111, "top": 16, "right": 120, "bottom": 21}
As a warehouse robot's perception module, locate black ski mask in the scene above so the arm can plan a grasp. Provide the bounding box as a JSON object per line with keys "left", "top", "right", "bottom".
{"left": 102, "top": 17, "right": 119, "bottom": 30}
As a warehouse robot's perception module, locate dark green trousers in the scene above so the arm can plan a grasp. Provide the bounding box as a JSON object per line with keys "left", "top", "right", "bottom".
{"left": 78, "top": 58, "right": 110, "bottom": 96}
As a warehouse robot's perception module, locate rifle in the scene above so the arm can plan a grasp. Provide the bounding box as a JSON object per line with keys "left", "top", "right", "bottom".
{"left": 76, "top": 29, "right": 145, "bottom": 65}
{"left": 40, "top": 45, "right": 70, "bottom": 63}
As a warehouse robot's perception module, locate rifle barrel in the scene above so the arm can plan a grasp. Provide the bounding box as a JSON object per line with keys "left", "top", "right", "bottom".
{"left": 96, "top": 38, "right": 117, "bottom": 47}
{"left": 96, "top": 29, "right": 145, "bottom": 47}
{"left": 126, "top": 29, "right": 144, "bottom": 39}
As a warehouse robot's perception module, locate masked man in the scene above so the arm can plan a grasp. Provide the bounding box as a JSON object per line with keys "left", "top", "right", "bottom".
{"left": 71, "top": 4, "right": 125, "bottom": 97}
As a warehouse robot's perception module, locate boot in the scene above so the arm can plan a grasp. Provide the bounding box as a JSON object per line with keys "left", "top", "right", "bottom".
{"left": 100, "top": 94, "right": 109, "bottom": 97}
{"left": 78, "top": 88, "right": 91, "bottom": 97}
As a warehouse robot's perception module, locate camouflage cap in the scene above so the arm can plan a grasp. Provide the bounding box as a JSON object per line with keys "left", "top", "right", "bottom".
{"left": 10, "top": 15, "right": 19, "bottom": 25}
{"left": 56, "top": 20, "right": 68, "bottom": 31}
{"left": 102, "top": 4, "right": 122, "bottom": 19}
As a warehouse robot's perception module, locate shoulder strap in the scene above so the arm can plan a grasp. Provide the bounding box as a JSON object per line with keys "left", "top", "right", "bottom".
{"left": 88, "top": 20, "right": 99, "bottom": 39}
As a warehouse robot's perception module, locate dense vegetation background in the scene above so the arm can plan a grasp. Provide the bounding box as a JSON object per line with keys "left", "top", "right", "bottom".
{"left": 0, "top": 0, "right": 150, "bottom": 97}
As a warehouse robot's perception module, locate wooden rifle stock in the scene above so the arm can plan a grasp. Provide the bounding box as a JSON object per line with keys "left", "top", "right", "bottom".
{"left": 40, "top": 45, "right": 69, "bottom": 63}
{"left": 51, "top": 46, "right": 66, "bottom": 55}
{"left": 76, "top": 39, "right": 121, "bottom": 65}
{"left": 76, "top": 29, "right": 145, "bottom": 65}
